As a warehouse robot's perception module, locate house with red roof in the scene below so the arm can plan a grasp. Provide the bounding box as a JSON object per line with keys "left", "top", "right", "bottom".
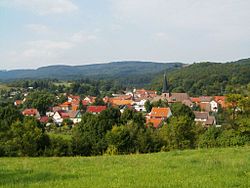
{"left": 190, "top": 97, "right": 201, "bottom": 104}
{"left": 214, "top": 96, "right": 228, "bottom": 108}
{"left": 146, "top": 107, "right": 172, "bottom": 128}
{"left": 39, "top": 116, "right": 50, "bottom": 124}
{"left": 60, "top": 102, "right": 72, "bottom": 111}
{"left": 53, "top": 110, "right": 82, "bottom": 125}
{"left": 68, "top": 95, "right": 80, "bottom": 102}
{"left": 22, "top": 108, "right": 40, "bottom": 119}
{"left": 84, "top": 96, "right": 96, "bottom": 104}
{"left": 14, "top": 100, "right": 23, "bottom": 106}
{"left": 87, "top": 106, "right": 107, "bottom": 114}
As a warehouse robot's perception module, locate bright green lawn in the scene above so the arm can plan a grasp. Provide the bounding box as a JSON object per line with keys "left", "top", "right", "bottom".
{"left": 0, "top": 147, "right": 249, "bottom": 188}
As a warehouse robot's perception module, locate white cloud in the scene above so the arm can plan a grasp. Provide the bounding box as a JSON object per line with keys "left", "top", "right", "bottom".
{"left": 21, "top": 40, "right": 74, "bottom": 59}
{"left": 27, "top": 40, "right": 73, "bottom": 50}
{"left": 110, "top": 0, "right": 250, "bottom": 31}
{"left": 154, "top": 32, "right": 169, "bottom": 40}
{"left": 1, "top": 40, "right": 74, "bottom": 67}
{"left": 3, "top": 0, "right": 78, "bottom": 15}
{"left": 71, "top": 31, "right": 97, "bottom": 43}
{"left": 25, "top": 24, "right": 51, "bottom": 34}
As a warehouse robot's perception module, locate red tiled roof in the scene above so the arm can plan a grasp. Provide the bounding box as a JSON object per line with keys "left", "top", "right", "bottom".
{"left": 87, "top": 106, "right": 107, "bottom": 113}
{"left": 22, "top": 108, "right": 39, "bottom": 116}
{"left": 60, "top": 112, "right": 70, "bottom": 118}
{"left": 191, "top": 97, "right": 201, "bottom": 103}
{"left": 82, "top": 100, "right": 90, "bottom": 106}
{"left": 40, "top": 116, "right": 49, "bottom": 123}
{"left": 113, "top": 95, "right": 132, "bottom": 100}
{"left": 214, "top": 96, "right": 228, "bottom": 108}
{"left": 60, "top": 102, "right": 71, "bottom": 107}
{"left": 103, "top": 96, "right": 110, "bottom": 103}
{"left": 52, "top": 106, "right": 62, "bottom": 112}
{"left": 200, "top": 102, "right": 211, "bottom": 112}
{"left": 150, "top": 107, "right": 170, "bottom": 118}
{"left": 111, "top": 99, "right": 133, "bottom": 106}
{"left": 214, "top": 96, "right": 226, "bottom": 102}
{"left": 84, "top": 96, "right": 96, "bottom": 103}
{"left": 15, "top": 100, "right": 23, "bottom": 105}
{"left": 147, "top": 119, "right": 163, "bottom": 128}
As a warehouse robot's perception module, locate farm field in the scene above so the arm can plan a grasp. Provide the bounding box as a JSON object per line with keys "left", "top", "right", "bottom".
{"left": 0, "top": 147, "right": 249, "bottom": 188}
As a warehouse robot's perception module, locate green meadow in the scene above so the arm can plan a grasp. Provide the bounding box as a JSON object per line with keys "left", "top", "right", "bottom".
{"left": 0, "top": 147, "right": 249, "bottom": 188}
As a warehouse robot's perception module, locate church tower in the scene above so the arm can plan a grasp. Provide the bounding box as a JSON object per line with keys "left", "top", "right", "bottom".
{"left": 162, "top": 73, "right": 171, "bottom": 98}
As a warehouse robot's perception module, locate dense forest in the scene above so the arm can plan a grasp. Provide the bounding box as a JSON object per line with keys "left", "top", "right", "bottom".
{"left": 0, "top": 61, "right": 183, "bottom": 87}
{"left": 1, "top": 59, "right": 250, "bottom": 93}
{"left": 151, "top": 58, "right": 250, "bottom": 96}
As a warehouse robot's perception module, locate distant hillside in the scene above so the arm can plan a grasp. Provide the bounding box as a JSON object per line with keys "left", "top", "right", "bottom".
{"left": 0, "top": 61, "right": 183, "bottom": 86}
{"left": 151, "top": 58, "right": 250, "bottom": 96}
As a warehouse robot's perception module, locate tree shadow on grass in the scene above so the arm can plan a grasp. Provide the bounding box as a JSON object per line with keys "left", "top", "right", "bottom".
{"left": 0, "top": 168, "right": 77, "bottom": 186}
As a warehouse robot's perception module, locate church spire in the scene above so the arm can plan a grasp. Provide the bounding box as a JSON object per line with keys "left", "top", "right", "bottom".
{"left": 162, "top": 73, "right": 168, "bottom": 93}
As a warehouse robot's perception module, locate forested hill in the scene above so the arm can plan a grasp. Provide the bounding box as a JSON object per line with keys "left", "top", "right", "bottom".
{"left": 0, "top": 61, "right": 183, "bottom": 85}
{"left": 151, "top": 58, "right": 250, "bottom": 96}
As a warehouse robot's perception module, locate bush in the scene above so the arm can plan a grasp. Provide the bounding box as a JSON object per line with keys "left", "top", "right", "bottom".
{"left": 217, "top": 130, "right": 248, "bottom": 147}
{"left": 198, "top": 127, "right": 222, "bottom": 148}
{"left": 45, "top": 136, "right": 72, "bottom": 156}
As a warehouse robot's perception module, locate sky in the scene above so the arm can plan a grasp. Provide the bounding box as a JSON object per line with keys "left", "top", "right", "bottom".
{"left": 0, "top": 0, "right": 250, "bottom": 70}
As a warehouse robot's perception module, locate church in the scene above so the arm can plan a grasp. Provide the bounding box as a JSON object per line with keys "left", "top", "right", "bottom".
{"left": 151, "top": 73, "right": 192, "bottom": 107}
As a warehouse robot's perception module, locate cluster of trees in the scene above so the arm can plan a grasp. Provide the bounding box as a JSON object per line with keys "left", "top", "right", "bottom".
{"left": 0, "top": 101, "right": 249, "bottom": 157}
{"left": 6, "top": 79, "right": 125, "bottom": 98}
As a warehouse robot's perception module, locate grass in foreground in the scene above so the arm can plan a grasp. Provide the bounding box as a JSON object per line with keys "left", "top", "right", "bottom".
{"left": 0, "top": 147, "right": 249, "bottom": 188}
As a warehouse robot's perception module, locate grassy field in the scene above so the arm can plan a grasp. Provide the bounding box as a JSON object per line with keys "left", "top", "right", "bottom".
{"left": 0, "top": 147, "right": 249, "bottom": 188}
{"left": 0, "top": 83, "right": 10, "bottom": 91}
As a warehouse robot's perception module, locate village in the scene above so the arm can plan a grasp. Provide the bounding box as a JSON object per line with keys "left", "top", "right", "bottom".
{"left": 16, "top": 74, "right": 228, "bottom": 129}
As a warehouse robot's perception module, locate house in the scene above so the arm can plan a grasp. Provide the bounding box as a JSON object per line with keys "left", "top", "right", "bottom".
{"left": 147, "top": 119, "right": 164, "bottom": 128}
{"left": 191, "top": 97, "right": 201, "bottom": 104}
{"left": 134, "top": 89, "right": 157, "bottom": 98}
{"left": 199, "top": 96, "right": 212, "bottom": 103}
{"left": 119, "top": 104, "right": 133, "bottom": 113}
{"left": 60, "top": 102, "right": 72, "bottom": 111}
{"left": 67, "top": 110, "right": 82, "bottom": 124}
{"left": 210, "top": 100, "right": 218, "bottom": 112}
{"left": 22, "top": 108, "right": 40, "bottom": 119}
{"left": 71, "top": 100, "right": 80, "bottom": 111}
{"left": 53, "top": 110, "right": 82, "bottom": 125}
{"left": 133, "top": 98, "right": 147, "bottom": 112}
{"left": 214, "top": 96, "right": 228, "bottom": 108}
{"left": 200, "top": 102, "right": 211, "bottom": 112}
{"left": 147, "top": 107, "right": 172, "bottom": 128}
{"left": 182, "top": 99, "right": 193, "bottom": 108}
{"left": 84, "top": 96, "right": 96, "bottom": 104}
{"left": 165, "top": 93, "right": 190, "bottom": 103}
{"left": 193, "top": 111, "right": 216, "bottom": 127}
{"left": 113, "top": 95, "right": 133, "bottom": 100}
{"left": 103, "top": 96, "right": 110, "bottom": 103}
{"left": 39, "top": 116, "right": 49, "bottom": 124}
{"left": 82, "top": 100, "right": 90, "bottom": 106}
{"left": 53, "top": 111, "right": 64, "bottom": 125}
{"left": 87, "top": 106, "right": 107, "bottom": 114}
{"left": 14, "top": 100, "right": 23, "bottom": 106}
{"left": 68, "top": 95, "right": 80, "bottom": 102}
{"left": 111, "top": 99, "right": 133, "bottom": 107}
